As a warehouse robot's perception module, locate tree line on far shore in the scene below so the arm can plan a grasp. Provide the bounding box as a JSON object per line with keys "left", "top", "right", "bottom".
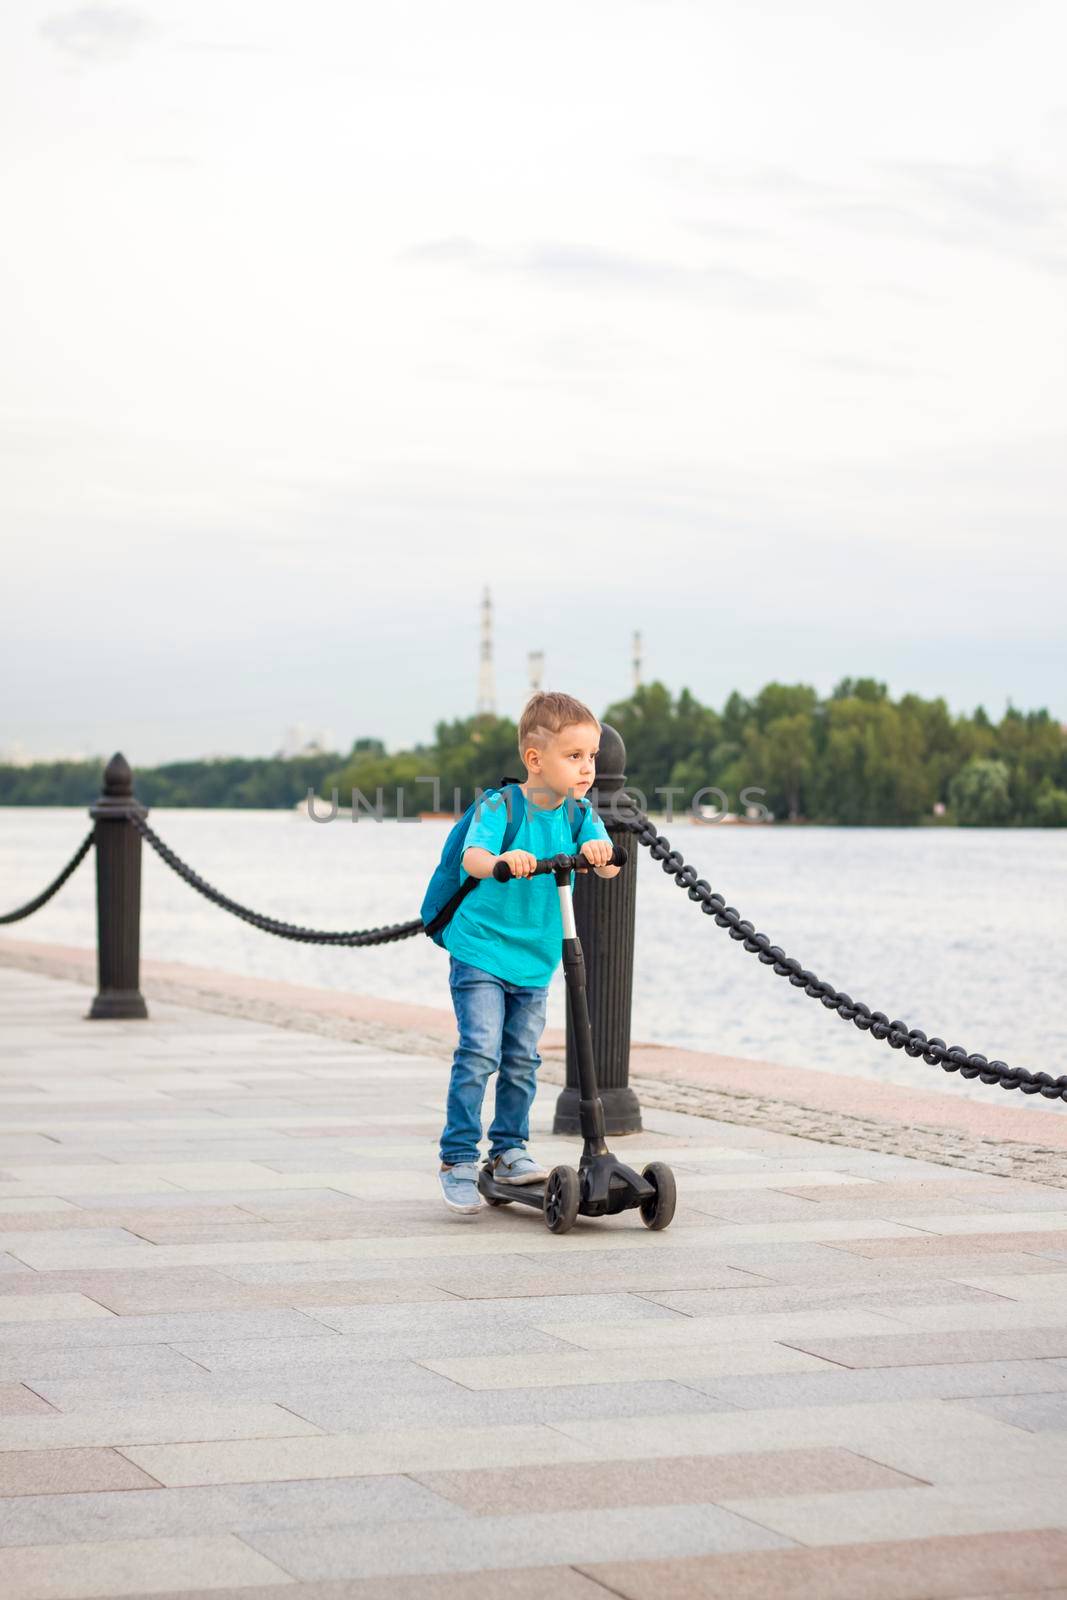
{"left": 3, "top": 680, "right": 1066, "bottom": 825}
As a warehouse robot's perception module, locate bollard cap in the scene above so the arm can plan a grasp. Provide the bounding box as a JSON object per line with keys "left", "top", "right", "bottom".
{"left": 90, "top": 753, "right": 148, "bottom": 820}
{"left": 590, "top": 723, "right": 626, "bottom": 806}
{"left": 103, "top": 753, "right": 134, "bottom": 798}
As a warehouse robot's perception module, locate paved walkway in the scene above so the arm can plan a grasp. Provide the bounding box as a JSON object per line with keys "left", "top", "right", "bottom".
{"left": 2, "top": 965, "right": 1067, "bottom": 1599}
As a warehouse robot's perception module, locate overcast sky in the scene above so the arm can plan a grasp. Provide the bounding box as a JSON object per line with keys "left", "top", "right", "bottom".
{"left": 2, "top": 0, "right": 1065, "bottom": 764}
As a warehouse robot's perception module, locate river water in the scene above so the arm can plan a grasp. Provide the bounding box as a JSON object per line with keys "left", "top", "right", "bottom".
{"left": 3, "top": 808, "right": 1065, "bottom": 1115}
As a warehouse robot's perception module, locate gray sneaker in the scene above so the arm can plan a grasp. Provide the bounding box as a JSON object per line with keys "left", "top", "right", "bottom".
{"left": 439, "top": 1162, "right": 482, "bottom": 1215}
{"left": 492, "top": 1147, "right": 549, "bottom": 1185}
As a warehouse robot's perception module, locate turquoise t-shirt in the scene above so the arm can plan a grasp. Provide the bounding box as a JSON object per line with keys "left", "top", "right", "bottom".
{"left": 442, "top": 791, "right": 611, "bottom": 988}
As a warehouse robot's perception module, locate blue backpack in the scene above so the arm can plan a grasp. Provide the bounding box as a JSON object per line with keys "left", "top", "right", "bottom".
{"left": 421, "top": 778, "right": 589, "bottom": 945}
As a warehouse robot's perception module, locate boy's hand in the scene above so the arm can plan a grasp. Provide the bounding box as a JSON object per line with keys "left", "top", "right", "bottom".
{"left": 498, "top": 849, "right": 538, "bottom": 879}
{"left": 579, "top": 839, "right": 614, "bottom": 871}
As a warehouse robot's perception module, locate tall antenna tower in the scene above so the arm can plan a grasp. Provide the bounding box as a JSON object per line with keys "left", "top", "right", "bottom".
{"left": 528, "top": 650, "right": 544, "bottom": 693}
{"left": 477, "top": 587, "right": 496, "bottom": 715}
{"left": 632, "top": 629, "right": 643, "bottom": 692}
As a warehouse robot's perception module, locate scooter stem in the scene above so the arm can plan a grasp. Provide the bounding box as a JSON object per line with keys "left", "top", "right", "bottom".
{"left": 555, "top": 868, "right": 609, "bottom": 1157}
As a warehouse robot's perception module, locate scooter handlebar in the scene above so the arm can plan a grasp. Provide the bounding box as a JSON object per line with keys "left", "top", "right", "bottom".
{"left": 492, "top": 845, "right": 627, "bottom": 882}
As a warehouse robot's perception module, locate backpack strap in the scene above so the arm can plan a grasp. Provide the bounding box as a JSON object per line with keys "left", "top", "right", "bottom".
{"left": 499, "top": 782, "right": 525, "bottom": 853}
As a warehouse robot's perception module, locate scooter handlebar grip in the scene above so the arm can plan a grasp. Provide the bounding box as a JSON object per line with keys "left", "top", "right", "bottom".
{"left": 493, "top": 844, "right": 627, "bottom": 882}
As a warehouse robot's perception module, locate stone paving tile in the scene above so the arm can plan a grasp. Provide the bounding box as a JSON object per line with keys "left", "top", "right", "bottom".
{"left": 66, "top": 1279, "right": 456, "bottom": 1315}
{"left": 0, "top": 1228, "right": 155, "bottom": 1256}
{"left": 0, "top": 1254, "right": 41, "bottom": 1276}
{"left": 950, "top": 1391, "right": 1067, "bottom": 1431}
{"left": 661, "top": 1169, "right": 878, "bottom": 1191}
{"left": 535, "top": 1308, "right": 907, "bottom": 1349}
{"left": 746, "top": 1248, "right": 1067, "bottom": 1282}
{"left": 684, "top": 1358, "right": 1067, "bottom": 1410}
{"left": 0, "top": 1308, "right": 336, "bottom": 1351}
{"left": 827, "top": 1231, "right": 1067, "bottom": 1259}
{"left": 241, "top": 1501, "right": 792, "bottom": 1580}
{"left": 781, "top": 1327, "right": 1067, "bottom": 1368}
{"left": 683, "top": 1193, "right": 832, "bottom": 1223}
{"left": 300, "top": 1292, "right": 683, "bottom": 1332}
{"left": 0, "top": 1344, "right": 208, "bottom": 1385}
{"left": 873, "top": 1301, "right": 1067, "bottom": 1333}
{"left": 0, "top": 1293, "right": 117, "bottom": 1323}
{"left": 640, "top": 1279, "right": 1012, "bottom": 1317}
{"left": 944, "top": 1189, "right": 1067, "bottom": 1213}
{"left": 172, "top": 1323, "right": 574, "bottom": 1369}
{"left": 544, "top": 1398, "right": 1042, "bottom": 1472}
{"left": 718, "top": 1475, "right": 1067, "bottom": 1544}
{"left": 21, "top": 1357, "right": 455, "bottom": 1411}
{"left": 580, "top": 1528, "right": 1067, "bottom": 1600}
{"left": 413, "top": 1446, "right": 923, "bottom": 1515}
{"left": 0, "top": 1447, "right": 161, "bottom": 1496}
{"left": 954, "top": 1271, "right": 1067, "bottom": 1302}
{"left": 276, "top": 1377, "right": 739, "bottom": 1433}
{"left": 775, "top": 1179, "right": 1049, "bottom": 1204}
{"left": 99, "top": 1571, "right": 612, "bottom": 1600}
{"left": 420, "top": 1341, "right": 831, "bottom": 1390}
{"left": 0, "top": 1382, "right": 56, "bottom": 1414}
{"left": 0, "top": 1202, "right": 258, "bottom": 1227}
{"left": 1, "top": 1534, "right": 292, "bottom": 1600}
{"left": 120, "top": 1421, "right": 603, "bottom": 1485}
{"left": 0, "top": 1401, "right": 322, "bottom": 1451}
{"left": 423, "top": 1258, "right": 769, "bottom": 1298}
{"left": 0, "top": 1473, "right": 464, "bottom": 1546}
{"left": 890, "top": 1212, "right": 1067, "bottom": 1236}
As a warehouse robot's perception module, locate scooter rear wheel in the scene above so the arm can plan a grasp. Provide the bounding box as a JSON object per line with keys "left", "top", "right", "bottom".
{"left": 543, "top": 1166, "right": 580, "bottom": 1234}
{"left": 639, "top": 1162, "right": 677, "bottom": 1231}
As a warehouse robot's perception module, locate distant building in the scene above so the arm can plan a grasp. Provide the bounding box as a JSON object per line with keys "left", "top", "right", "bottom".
{"left": 277, "top": 726, "right": 335, "bottom": 760}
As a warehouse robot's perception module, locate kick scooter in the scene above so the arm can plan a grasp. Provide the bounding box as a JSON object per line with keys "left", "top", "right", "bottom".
{"left": 477, "top": 846, "right": 677, "bottom": 1235}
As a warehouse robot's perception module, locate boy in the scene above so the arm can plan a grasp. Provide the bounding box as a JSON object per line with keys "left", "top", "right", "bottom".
{"left": 438, "top": 692, "right": 620, "bottom": 1214}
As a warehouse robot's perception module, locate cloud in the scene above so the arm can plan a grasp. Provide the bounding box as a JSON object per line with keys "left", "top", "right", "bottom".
{"left": 40, "top": 5, "right": 151, "bottom": 61}
{"left": 815, "top": 353, "right": 921, "bottom": 379}
{"left": 893, "top": 159, "right": 1054, "bottom": 228}
{"left": 403, "top": 236, "right": 816, "bottom": 311}
{"left": 400, "top": 236, "right": 486, "bottom": 264}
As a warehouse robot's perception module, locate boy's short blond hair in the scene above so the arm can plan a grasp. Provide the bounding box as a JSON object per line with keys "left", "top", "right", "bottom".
{"left": 517, "top": 692, "right": 600, "bottom": 761}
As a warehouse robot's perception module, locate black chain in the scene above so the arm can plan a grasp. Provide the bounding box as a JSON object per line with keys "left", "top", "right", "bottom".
{"left": 131, "top": 816, "right": 423, "bottom": 946}
{"left": 620, "top": 807, "right": 1067, "bottom": 1103}
{"left": 0, "top": 831, "right": 95, "bottom": 925}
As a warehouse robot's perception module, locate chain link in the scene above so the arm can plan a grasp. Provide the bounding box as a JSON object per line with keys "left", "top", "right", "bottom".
{"left": 0, "top": 831, "right": 95, "bottom": 925}
{"left": 618, "top": 806, "right": 1067, "bottom": 1103}
{"left": 132, "top": 816, "right": 423, "bottom": 946}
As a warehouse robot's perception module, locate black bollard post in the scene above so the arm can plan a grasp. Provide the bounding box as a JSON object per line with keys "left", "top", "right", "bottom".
{"left": 554, "top": 723, "right": 642, "bottom": 1136}
{"left": 88, "top": 753, "right": 148, "bottom": 1020}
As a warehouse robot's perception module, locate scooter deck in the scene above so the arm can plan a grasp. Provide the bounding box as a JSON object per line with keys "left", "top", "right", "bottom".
{"left": 477, "top": 1157, "right": 655, "bottom": 1218}
{"left": 477, "top": 1169, "right": 548, "bottom": 1211}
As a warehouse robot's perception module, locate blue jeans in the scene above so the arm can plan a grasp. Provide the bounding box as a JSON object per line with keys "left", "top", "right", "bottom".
{"left": 439, "top": 956, "right": 549, "bottom": 1167}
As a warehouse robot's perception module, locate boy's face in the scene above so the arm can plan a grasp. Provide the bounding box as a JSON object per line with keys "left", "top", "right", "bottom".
{"left": 525, "top": 721, "right": 600, "bottom": 801}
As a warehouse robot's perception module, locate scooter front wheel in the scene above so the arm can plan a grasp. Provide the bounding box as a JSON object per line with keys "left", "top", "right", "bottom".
{"left": 543, "top": 1165, "right": 580, "bottom": 1234}
{"left": 639, "top": 1162, "right": 677, "bottom": 1231}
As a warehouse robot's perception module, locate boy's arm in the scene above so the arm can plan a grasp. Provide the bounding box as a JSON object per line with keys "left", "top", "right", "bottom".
{"left": 580, "top": 839, "right": 620, "bottom": 879}
{"left": 577, "top": 810, "right": 620, "bottom": 879}
{"left": 461, "top": 847, "right": 498, "bottom": 880}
